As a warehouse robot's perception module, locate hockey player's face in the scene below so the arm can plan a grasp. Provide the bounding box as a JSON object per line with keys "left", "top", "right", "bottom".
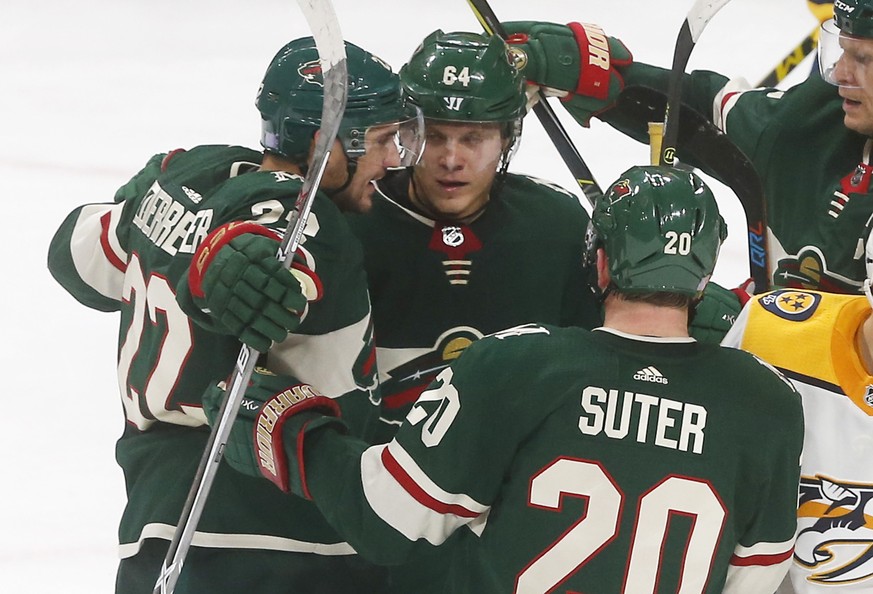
{"left": 834, "top": 36, "right": 873, "bottom": 135}
{"left": 411, "top": 121, "right": 505, "bottom": 221}
{"left": 326, "top": 124, "right": 405, "bottom": 213}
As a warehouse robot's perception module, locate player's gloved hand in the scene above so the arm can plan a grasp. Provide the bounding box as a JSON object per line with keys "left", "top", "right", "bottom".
{"left": 188, "top": 222, "right": 309, "bottom": 352}
{"left": 201, "top": 367, "right": 347, "bottom": 497}
{"left": 689, "top": 282, "right": 743, "bottom": 344}
{"left": 503, "top": 21, "right": 632, "bottom": 125}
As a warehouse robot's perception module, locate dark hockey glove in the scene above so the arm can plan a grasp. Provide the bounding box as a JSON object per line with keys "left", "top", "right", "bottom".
{"left": 189, "top": 222, "right": 315, "bottom": 353}
{"left": 689, "top": 282, "right": 742, "bottom": 344}
{"left": 503, "top": 21, "right": 632, "bottom": 125}
{"left": 201, "top": 367, "right": 347, "bottom": 497}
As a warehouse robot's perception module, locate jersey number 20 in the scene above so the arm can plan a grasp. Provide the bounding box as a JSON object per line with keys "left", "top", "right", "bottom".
{"left": 516, "top": 457, "right": 726, "bottom": 593}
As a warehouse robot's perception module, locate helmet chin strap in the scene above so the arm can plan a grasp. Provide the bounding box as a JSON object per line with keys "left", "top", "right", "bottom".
{"left": 322, "top": 155, "right": 358, "bottom": 197}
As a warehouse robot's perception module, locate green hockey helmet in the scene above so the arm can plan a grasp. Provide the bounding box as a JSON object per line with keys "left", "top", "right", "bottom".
{"left": 587, "top": 165, "right": 727, "bottom": 297}
{"left": 400, "top": 30, "right": 526, "bottom": 125}
{"left": 834, "top": 0, "right": 873, "bottom": 37}
{"left": 820, "top": 0, "right": 873, "bottom": 85}
{"left": 257, "top": 37, "right": 422, "bottom": 164}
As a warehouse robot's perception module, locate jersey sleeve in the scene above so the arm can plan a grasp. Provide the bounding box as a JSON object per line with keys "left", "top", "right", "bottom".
{"left": 303, "top": 333, "right": 542, "bottom": 565}
{"left": 594, "top": 62, "right": 779, "bottom": 169}
{"left": 47, "top": 153, "right": 165, "bottom": 311}
{"left": 723, "top": 371, "right": 802, "bottom": 593}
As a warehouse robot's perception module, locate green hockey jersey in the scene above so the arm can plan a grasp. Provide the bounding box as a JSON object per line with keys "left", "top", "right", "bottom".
{"left": 303, "top": 323, "right": 804, "bottom": 593}
{"left": 347, "top": 169, "right": 602, "bottom": 441}
{"left": 47, "top": 145, "right": 379, "bottom": 557}
{"left": 598, "top": 64, "right": 872, "bottom": 293}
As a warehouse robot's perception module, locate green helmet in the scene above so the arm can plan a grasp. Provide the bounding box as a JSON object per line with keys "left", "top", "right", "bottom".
{"left": 399, "top": 30, "right": 526, "bottom": 124}
{"left": 834, "top": 0, "right": 873, "bottom": 37}
{"left": 257, "top": 37, "right": 411, "bottom": 161}
{"left": 587, "top": 165, "right": 727, "bottom": 296}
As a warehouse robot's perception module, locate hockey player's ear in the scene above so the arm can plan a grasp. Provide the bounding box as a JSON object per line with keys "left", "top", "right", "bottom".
{"left": 595, "top": 248, "right": 611, "bottom": 291}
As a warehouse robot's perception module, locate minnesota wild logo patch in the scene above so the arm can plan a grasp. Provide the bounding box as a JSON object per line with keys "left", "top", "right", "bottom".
{"left": 759, "top": 289, "right": 821, "bottom": 321}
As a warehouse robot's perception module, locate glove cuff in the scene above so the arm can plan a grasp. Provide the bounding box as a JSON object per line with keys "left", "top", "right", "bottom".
{"left": 253, "top": 387, "right": 341, "bottom": 494}
{"left": 189, "top": 222, "right": 281, "bottom": 298}
{"left": 568, "top": 22, "right": 611, "bottom": 100}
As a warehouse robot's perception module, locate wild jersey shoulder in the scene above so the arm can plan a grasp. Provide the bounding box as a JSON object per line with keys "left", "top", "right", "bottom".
{"left": 502, "top": 173, "right": 589, "bottom": 216}
{"left": 446, "top": 323, "right": 594, "bottom": 404}
{"left": 158, "top": 144, "right": 262, "bottom": 188}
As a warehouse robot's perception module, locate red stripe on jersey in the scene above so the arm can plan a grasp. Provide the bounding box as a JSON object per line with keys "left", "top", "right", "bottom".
{"left": 729, "top": 548, "right": 793, "bottom": 567}
{"left": 382, "top": 384, "right": 427, "bottom": 410}
{"left": 380, "top": 446, "right": 479, "bottom": 519}
{"left": 100, "top": 211, "right": 127, "bottom": 272}
{"left": 720, "top": 91, "right": 741, "bottom": 117}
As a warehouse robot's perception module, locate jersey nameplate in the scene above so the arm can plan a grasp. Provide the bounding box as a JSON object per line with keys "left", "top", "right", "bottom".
{"left": 132, "top": 181, "right": 213, "bottom": 256}
{"left": 579, "top": 386, "right": 706, "bottom": 454}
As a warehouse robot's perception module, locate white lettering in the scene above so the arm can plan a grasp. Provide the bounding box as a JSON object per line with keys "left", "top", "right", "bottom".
{"left": 131, "top": 181, "right": 214, "bottom": 256}
{"left": 578, "top": 387, "right": 706, "bottom": 454}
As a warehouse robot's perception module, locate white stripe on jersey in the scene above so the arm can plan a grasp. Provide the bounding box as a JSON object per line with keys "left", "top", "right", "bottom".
{"left": 359, "top": 441, "right": 489, "bottom": 546}
{"left": 71, "top": 203, "right": 128, "bottom": 299}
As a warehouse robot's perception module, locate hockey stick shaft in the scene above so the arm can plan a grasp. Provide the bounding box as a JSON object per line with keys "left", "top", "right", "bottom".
{"left": 660, "top": 0, "right": 733, "bottom": 166}
{"left": 152, "top": 2, "right": 348, "bottom": 592}
{"left": 757, "top": 26, "right": 819, "bottom": 88}
{"left": 466, "top": 0, "right": 603, "bottom": 206}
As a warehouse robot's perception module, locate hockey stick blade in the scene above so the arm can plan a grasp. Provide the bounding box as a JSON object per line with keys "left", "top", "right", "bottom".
{"left": 757, "top": 26, "right": 819, "bottom": 88}
{"left": 152, "top": 2, "right": 348, "bottom": 593}
{"left": 466, "top": 0, "right": 603, "bottom": 205}
{"left": 661, "top": 0, "right": 733, "bottom": 166}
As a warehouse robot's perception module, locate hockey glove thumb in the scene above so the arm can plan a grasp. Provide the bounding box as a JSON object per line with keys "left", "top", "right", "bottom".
{"left": 201, "top": 367, "right": 347, "bottom": 497}
{"left": 689, "top": 282, "right": 742, "bottom": 344}
{"left": 503, "top": 21, "right": 632, "bottom": 126}
{"left": 189, "top": 222, "right": 318, "bottom": 353}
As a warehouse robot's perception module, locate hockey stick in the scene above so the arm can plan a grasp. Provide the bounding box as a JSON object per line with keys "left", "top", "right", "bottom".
{"left": 757, "top": 26, "right": 819, "bottom": 88}
{"left": 152, "top": 2, "right": 348, "bottom": 593}
{"left": 466, "top": 0, "right": 604, "bottom": 206}
{"left": 660, "top": 0, "right": 733, "bottom": 166}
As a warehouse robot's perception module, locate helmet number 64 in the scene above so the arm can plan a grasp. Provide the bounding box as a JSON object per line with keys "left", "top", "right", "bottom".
{"left": 664, "top": 231, "right": 692, "bottom": 255}
{"left": 442, "top": 65, "right": 471, "bottom": 87}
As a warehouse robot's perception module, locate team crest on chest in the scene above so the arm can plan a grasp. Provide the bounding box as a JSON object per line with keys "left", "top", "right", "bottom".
{"left": 428, "top": 223, "right": 483, "bottom": 285}
{"left": 865, "top": 385, "right": 873, "bottom": 408}
{"left": 760, "top": 289, "right": 821, "bottom": 321}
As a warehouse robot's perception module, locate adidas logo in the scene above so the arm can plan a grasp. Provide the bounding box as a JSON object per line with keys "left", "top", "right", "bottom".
{"left": 182, "top": 185, "right": 203, "bottom": 204}
{"left": 633, "top": 366, "right": 668, "bottom": 385}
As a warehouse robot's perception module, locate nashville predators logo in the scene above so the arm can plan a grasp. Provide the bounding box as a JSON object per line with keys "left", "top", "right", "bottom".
{"left": 795, "top": 475, "right": 873, "bottom": 586}
{"left": 760, "top": 289, "right": 821, "bottom": 322}
{"left": 297, "top": 59, "right": 324, "bottom": 87}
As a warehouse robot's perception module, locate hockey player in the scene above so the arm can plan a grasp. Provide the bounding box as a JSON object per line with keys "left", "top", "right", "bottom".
{"left": 346, "top": 29, "right": 602, "bottom": 447}
{"left": 46, "top": 38, "right": 422, "bottom": 594}
{"left": 204, "top": 165, "right": 805, "bottom": 594}
{"left": 501, "top": 2, "right": 873, "bottom": 295}
{"left": 723, "top": 225, "right": 873, "bottom": 591}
